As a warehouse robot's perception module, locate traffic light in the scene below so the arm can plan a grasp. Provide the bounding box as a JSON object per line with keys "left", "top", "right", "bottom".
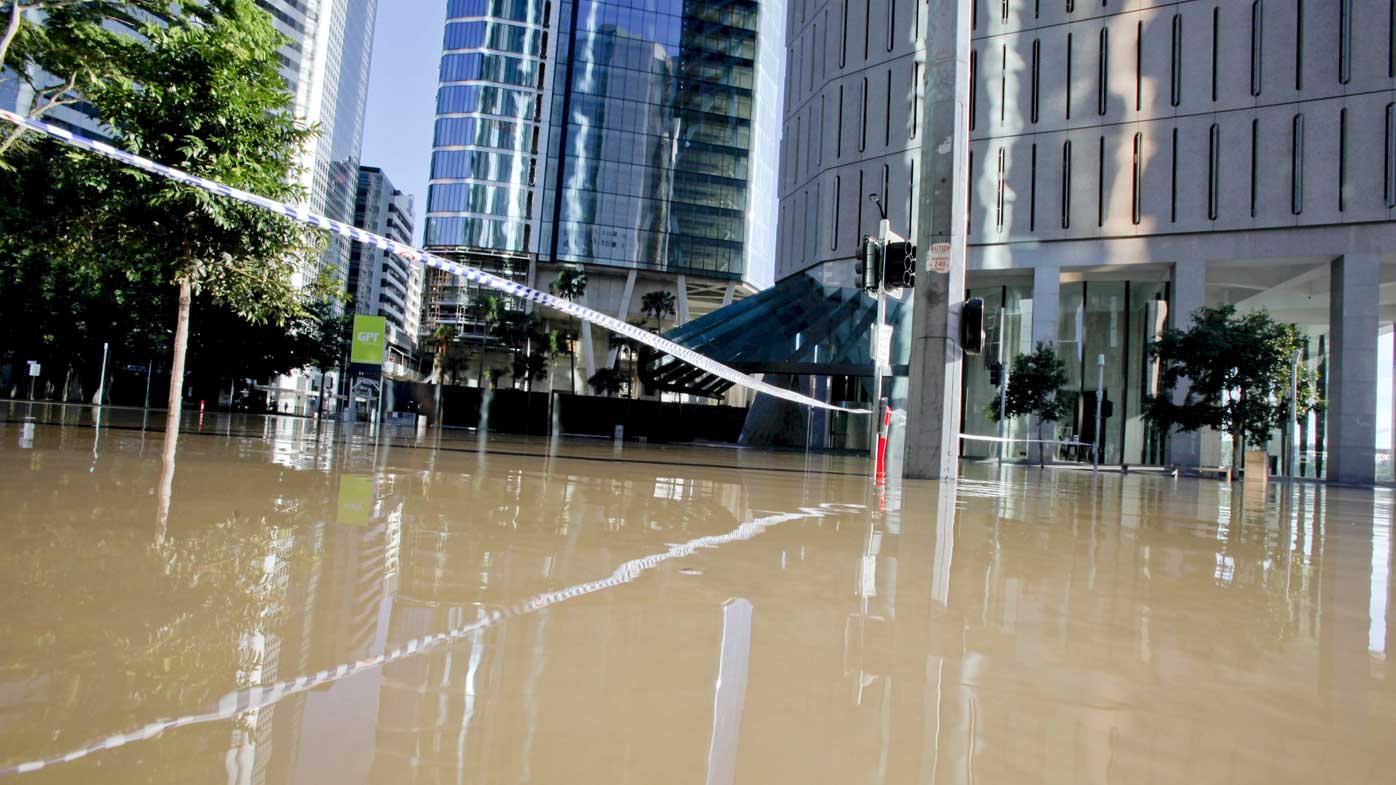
{"left": 855, "top": 235, "right": 882, "bottom": 292}
{"left": 961, "top": 297, "right": 986, "bottom": 355}
{"left": 883, "top": 241, "right": 916, "bottom": 288}
{"left": 988, "top": 361, "right": 1003, "bottom": 387}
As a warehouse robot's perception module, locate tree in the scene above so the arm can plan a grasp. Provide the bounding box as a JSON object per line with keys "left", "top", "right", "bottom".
{"left": 474, "top": 294, "right": 504, "bottom": 387}
{"left": 0, "top": 0, "right": 180, "bottom": 158}
{"left": 641, "top": 290, "right": 676, "bottom": 333}
{"left": 588, "top": 367, "right": 624, "bottom": 397}
{"left": 68, "top": 1, "right": 318, "bottom": 428}
{"left": 483, "top": 367, "right": 505, "bottom": 389}
{"left": 510, "top": 349, "right": 549, "bottom": 392}
{"left": 549, "top": 328, "right": 576, "bottom": 394}
{"left": 1144, "top": 305, "right": 1317, "bottom": 460}
{"left": 988, "top": 342, "right": 1073, "bottom": 465}
{"left": 549, "top": 266, "right": 587, "bottom": 302}
{"left": 425, "top": 324, "right": 458, "bottom": 384}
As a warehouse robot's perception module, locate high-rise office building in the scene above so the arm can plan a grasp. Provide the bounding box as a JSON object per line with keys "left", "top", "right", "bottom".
{"left": 258, "top": 0, "right": 379, "bottom": 299}
{"left": 350, "top": 166, "right": 421, "bottom": 374}
{"left": 665, "top": 0, "right": 1396, "bottom": 483}
{"left": 419, "top": 0, "right": 786, "bottom": 386}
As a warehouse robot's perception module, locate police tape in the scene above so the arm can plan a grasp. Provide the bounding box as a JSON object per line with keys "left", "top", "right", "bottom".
{"left": 0, "top": 502, "right": 863, "bottom": 777}
{"left": 0, "top": 109, "right": 867, "bottom": 415}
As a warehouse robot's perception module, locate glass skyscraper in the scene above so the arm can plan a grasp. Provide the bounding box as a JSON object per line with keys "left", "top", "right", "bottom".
{"left": 424, "top": 0, "right": 782, "bottom": 282}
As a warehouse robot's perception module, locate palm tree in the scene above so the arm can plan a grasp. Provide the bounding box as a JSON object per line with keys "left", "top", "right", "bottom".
{"left": 549, "top": 329, "right": 577, "bottom": 394}
{"left": 588, "top": 367, "right": 624, "bottom": 397}
{"left": 641, "top": 290, "right": 677, "bottom": 333}
{"left": 474, "top": 294, "right": 505, "bottom": 388}
{"left": 549, "top": 267, "right": 588, "bottom": 302}
{"left": 425, "top": 324, "right": 458, "bottom": 427}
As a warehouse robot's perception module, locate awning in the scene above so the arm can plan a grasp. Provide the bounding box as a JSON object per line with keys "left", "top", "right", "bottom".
{"left": 639, "top": 271, "right": 908, "bottom": 398}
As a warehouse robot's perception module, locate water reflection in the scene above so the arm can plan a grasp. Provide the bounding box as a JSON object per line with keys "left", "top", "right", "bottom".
{"left": 0, "top": 410, "right": 1391, "bottom": 784}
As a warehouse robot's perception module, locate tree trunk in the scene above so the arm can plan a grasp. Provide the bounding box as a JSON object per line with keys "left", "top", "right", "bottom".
{"left": 166, "top": 277, "right": 193, "bottom": 430}
{"left": 570, "top": 351, "right": 577, "bottom": 395}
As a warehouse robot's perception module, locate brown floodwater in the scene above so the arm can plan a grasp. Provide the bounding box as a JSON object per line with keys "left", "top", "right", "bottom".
{"left": 0, "top": 402, "right": 1392, "bottom": 784}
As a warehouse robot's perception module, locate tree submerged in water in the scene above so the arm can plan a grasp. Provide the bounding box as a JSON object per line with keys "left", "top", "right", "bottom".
{"left": 985, "top": 342, "right": 1073, "bottom": 465}
{"left": 1143, "top": 305, "right": 1319, "bottom": 457}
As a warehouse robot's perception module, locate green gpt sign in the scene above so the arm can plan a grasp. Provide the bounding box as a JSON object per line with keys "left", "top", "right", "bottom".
{"left": 350, "top": 315, "right": 387, "bottom": 366}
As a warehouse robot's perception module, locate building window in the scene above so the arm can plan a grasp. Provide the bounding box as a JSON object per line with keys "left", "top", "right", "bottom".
{"left": 1097, "top": 136, "right": 1106, "bottom": 226}
{"left": 996, "top": 147, "right": 1006, "bottom": 231}
{"left": 1002, "top": 0, "right": 1009, "bottom": 24}
{"left": 1339, "top": 0, "right": 1352, "bottom": 85}
{"left": 886, "top": 69, "right": 893, "bottom": 146}
{"left": 888, "top": 0, "right": 896, "bottom": 52}
{"left": 1211, "top": 8, "right": 1220, "bottom": 102}
{"left": 1131, "top": 132, "right": 1142, "bottom": 225}
{"left": 1170, "top": 127, "right": 1179, "bottom": 222}
{"left": 1031, "top": 39, "right": 1041, "bottom": 123}
{"left": 1000, "top": 44, "right": 1007, "bottom": 125}
{"left": 837, "top": 84, "right": 845, "bottom": 156}
{"left": 1065, "top": 33, "right": 1073, "bottom": 119}
{"left": 1338, "top": 108, "right": 1348, "bottom": 212}
{"left": 1250, "top": 118, "right": 1259, "bottom": 217}
{"left": 968, "top": 150, "right": 975, "bottom": 235}
{"left": 793, "top": 116, "right": 801, "bottom": 183}
{"left": 907, "top": 159, "right": 916, "bottom": 233}
{"left": 840, "top": 0, "right": 848, "bottom": 68}
{"left": 1170, "top": 14, "right": 1182, "bottom": 106}
{"left": 819, "top": 94, "right": 826, "bottom": 165}
{"left": 860, "top": 77, "right": 869, "bottom": 151}
{"left": 1291, "top": 113, "right": 1304, "bottom": 215}
{"left": 1207, "top": 123, "right": 1220, "bottom": 221}
{"left": 1061, "top": 140, "right": 1073, "bottom": 229}
{"left": 864, "top": 0, "right": 871, "bottom": 60}
{"left": 1295, "top": 0, "right": 1304, "bottom": 91}
{"left": 831, "top": 176, "right": 840, "bottom": 250}
{"left": 881, "top": 163, "right": 890, "bottom": 212}
{"left": 1067, "top": 0, "right": 1074, "bottom": 12}
{"left": 1250, "top": 1, "right": 1263, "bottom": 97}
{"left": 970, "top": 49, "right": 978, "bottom": 131}
{"left": 1029, "top": 143, "right": 1038, "bottom": 231}
{"left": 1386, "top": 103, "right": 1396, "bottom": 207}
{"left": 912, "top": 63, "right": 921, "bottom": 138}
{"left": 1135, "top": 21, "right": 1142, "bottom": 112}
{"left": 856, "top": 170, "right": 865, "bottom": 243}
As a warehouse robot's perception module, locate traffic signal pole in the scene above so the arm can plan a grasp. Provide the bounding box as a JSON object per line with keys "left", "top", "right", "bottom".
{"left": 902, "top": 0, "right": 971, "bottom": 481}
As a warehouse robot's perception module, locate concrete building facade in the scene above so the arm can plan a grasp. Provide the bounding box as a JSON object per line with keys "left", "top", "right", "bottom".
{"left": 350, "top": 166, "right": 421, "bottom": 374}
{"left": 774, "top": 0, "right": 1396, "bottom": 484}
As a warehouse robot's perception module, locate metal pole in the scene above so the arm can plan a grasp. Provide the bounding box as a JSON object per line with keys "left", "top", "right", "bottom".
{"left": 144, "top": 359, "right": 153, "bottom": 410}
{"left": 869, "top": 217, "right": 890, "bottom": 467}
{"left": 1093, "top": 353, "right": 1104, "bottom": 473}
{"left": 96, "top": 342, "right": 109, "bottom": 406}
{"left": 997, "top": 306, "right": 1007, "bottom": 465}
{"left": 1288, "top": 348, "right": 1300, "bottom": 480}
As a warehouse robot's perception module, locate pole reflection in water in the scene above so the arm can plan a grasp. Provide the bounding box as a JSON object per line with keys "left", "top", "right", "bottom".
{"left": 0, "top": 409, "right": 1392, "bottom": 784}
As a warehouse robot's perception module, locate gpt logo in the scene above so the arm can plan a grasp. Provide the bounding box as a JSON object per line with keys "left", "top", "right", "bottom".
{"left": 358, "top": 331, "right": 381, "bottom": 345}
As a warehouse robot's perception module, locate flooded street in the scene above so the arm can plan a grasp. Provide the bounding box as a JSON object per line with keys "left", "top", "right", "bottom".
{"left": 0, "top": 404, "right": 1392, "bottom": 784}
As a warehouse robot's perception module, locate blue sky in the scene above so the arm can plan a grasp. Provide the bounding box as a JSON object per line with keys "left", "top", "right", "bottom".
{"left": 360, "top": 1, "right": 446, "bottom": 245}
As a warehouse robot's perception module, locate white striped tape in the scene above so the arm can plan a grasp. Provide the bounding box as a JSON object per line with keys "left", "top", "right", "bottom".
{"left": 0, "top": 109, "right": 867, "bottom": 415}
{"left": 0, "top": 502, "right": 864, "bottom": 777}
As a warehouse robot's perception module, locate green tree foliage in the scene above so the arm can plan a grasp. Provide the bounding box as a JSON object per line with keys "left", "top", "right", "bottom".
{"left": 986, "top": 343, "right": 1073, "bottom": 464}
{"left": 0, "top": 1, "right": 325, "bottom": 412}
{"left": 1144, "top": 305, "right": 1318, "bottom": 450}
{"left": 987, "top": 342, "right": 1073, "bottom": 425}
{"left": 641, "top": 290, "right": 676, "bottom": 333}
{"left": 548, "top": 266, "right": 587, "bottom": 302}
{"left": 588, "top": 367, "right": 624, "bottom": 397}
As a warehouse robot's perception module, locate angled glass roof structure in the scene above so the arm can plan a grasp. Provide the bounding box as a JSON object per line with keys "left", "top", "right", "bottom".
{"left": 640, "top": 269, "right": 911, "bottom": 398}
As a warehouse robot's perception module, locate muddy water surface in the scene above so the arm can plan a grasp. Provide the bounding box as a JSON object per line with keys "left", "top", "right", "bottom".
{"left": 0, "top": 404, "right": 1392, "bottom": 784}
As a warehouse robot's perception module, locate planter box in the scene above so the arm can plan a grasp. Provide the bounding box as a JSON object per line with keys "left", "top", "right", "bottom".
{"left": 1243, "top": 449, "right": 1270, "bottom": 484}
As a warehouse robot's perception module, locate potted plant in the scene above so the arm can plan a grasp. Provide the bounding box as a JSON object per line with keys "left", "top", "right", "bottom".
{"left": 1143, "top": 306, "right": 1318, "bottom": 482}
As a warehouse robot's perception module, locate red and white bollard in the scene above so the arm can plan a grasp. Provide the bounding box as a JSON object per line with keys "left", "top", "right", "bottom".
{"left": 874, "top": 399, "right": 891, "bottom": 487}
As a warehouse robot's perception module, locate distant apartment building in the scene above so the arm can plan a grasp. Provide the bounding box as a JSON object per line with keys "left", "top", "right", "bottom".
{"left": 349, "top": 166, "right": 421, "bottom": 374}
{"left": 418, "top": 0, "right": 787, "bottom": 388}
